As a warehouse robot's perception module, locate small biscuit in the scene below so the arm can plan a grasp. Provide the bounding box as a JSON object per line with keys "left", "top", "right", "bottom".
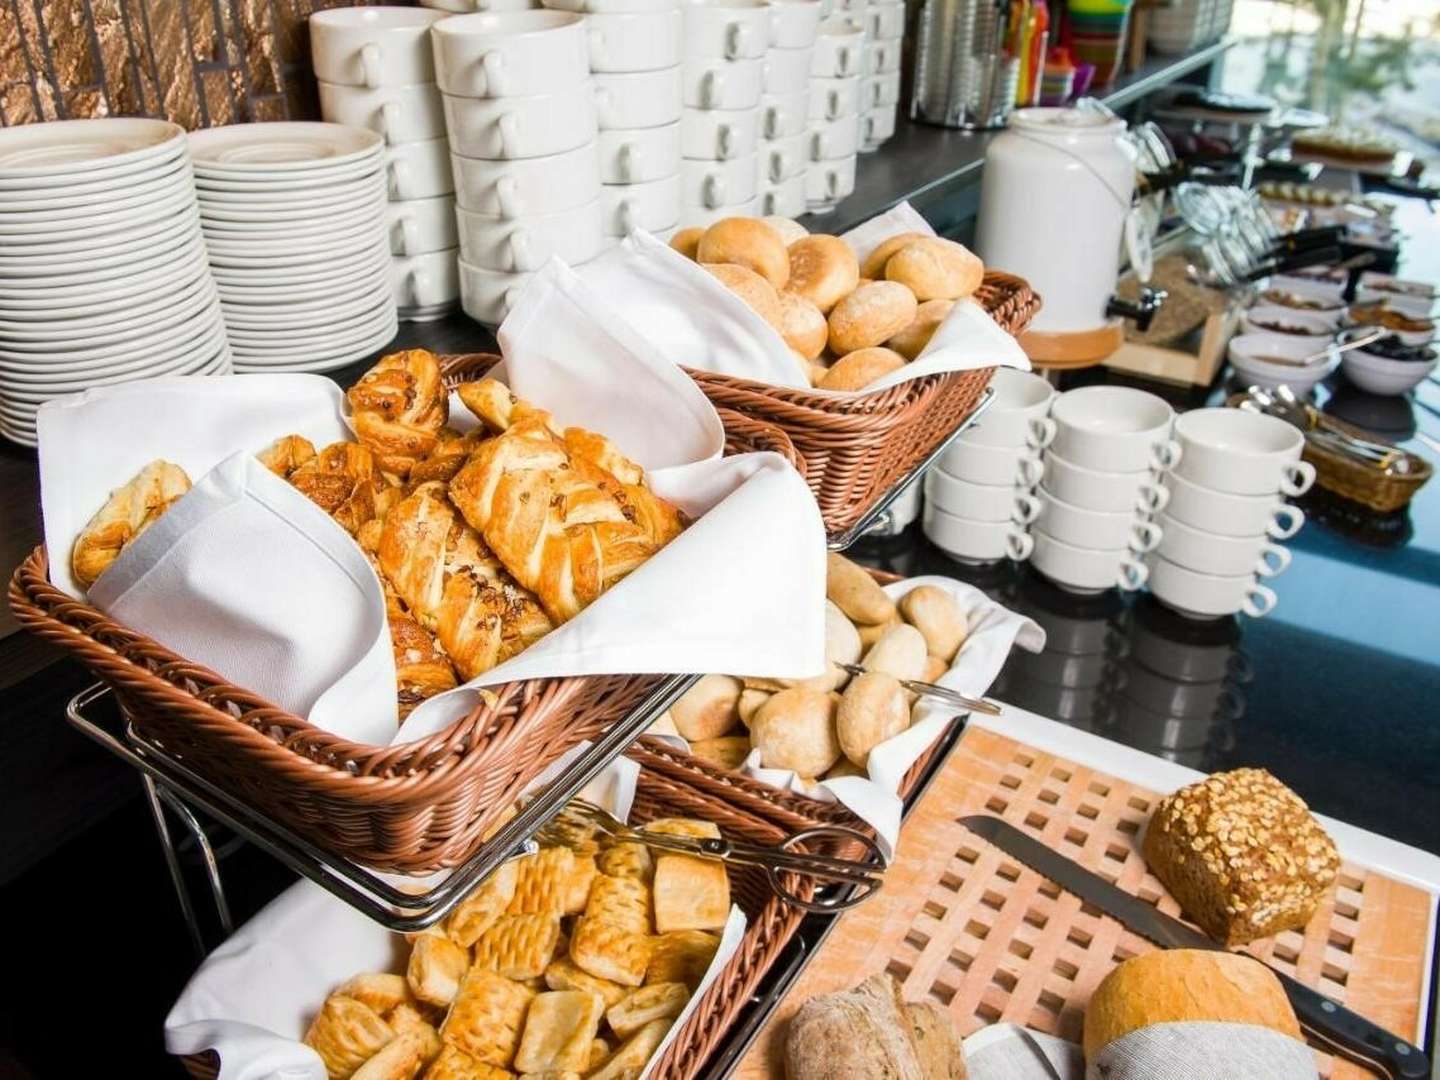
{"left": 887, "top": 298, "right": 956, "bottom": 359}
{"left": 828, "top": 281, "right": 918, "bottom": 354}
{"left": 698, "top": 217, "right": 790, "bottom": 288}
{"left": 884, "top": 237, "right": 984, "bottom": 301}
{"left": 787, "top": 234, "right": 861, "bottom": 313}
{"left": 705, "top": 263, "right": 784, "bottom": 331}
{"left": 819, "top": 347, "right": 908, "bottom": 392}
{"left": 860, "top": 231, "right": 930, "bottom": 279}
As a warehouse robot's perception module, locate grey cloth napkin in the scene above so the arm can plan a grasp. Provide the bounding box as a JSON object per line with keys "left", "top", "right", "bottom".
{"left": 1089, "top": 1021, "right": 1317, "bottom": 1079}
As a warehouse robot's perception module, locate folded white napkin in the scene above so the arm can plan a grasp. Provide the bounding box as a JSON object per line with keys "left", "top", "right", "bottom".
{"left": 964, "top": 1023, "right": 1084, "bottom": 1080}
{"left": 1091, "top": 1022, "right": 1318, "bottom": 1079}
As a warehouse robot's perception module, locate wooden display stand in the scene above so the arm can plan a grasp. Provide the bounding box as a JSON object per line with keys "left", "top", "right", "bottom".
{"left": 1102, "top": 304, "right": 1239, "bottom": 386}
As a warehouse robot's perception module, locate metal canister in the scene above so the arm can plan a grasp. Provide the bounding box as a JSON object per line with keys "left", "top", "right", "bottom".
{"left": 911, "top": 0, "right": 1017, "bottom": 129}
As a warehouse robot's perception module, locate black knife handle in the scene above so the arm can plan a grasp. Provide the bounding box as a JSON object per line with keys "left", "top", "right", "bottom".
{"left": 1276, "top": 970, "right": 1430, "bottom": 1079}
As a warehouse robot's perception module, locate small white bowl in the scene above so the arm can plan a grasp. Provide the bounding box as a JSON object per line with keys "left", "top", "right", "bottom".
{"left": 1345, "top": 305, "right": 1436, "bottom": 348}
{"left": 1354, "top": 286, "right": 1436, "bottom": 320}
{"left": 1340, "top": 339, "right": 1439, "bottom": 396}
{"left": 1257, "top": 280, "right": 1346, "bottom": 322}
{"left": 1240, "top": 306, "right": 1336, "bottom": 338}
{"left": 1227, "top": 332, "right": 1340, "bottom": 394}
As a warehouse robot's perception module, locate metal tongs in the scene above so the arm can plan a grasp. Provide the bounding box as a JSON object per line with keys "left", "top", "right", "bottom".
{"left": 837, "top": 662, "right": 1002, "bottom": 715}
{"left": 537, "top": 800, "right": 886, "bottom": 912}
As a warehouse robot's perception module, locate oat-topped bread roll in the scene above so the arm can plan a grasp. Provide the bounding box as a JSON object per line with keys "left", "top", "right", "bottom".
{"left": 698, "top": 217, "right": 790, "bottom": 288}
{"left": 1143, "top": 767, "right": 1340, "bottom": 945}
{"left": 71, "top": 460, "right": 191, "bottom": 589}
{"left": 347, "top": 348, "right": 449, "bottom": 479}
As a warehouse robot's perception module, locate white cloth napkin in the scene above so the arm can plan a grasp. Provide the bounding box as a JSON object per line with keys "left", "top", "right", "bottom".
{"left": 964, "top": 1023, "right": 1084, "bottom": 1080}
{"left": 1091, "top": 1022, "right": 1318, "bottom": 1079}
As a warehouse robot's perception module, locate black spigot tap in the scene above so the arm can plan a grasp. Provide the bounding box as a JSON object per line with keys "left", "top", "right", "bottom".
{"left": 1106, "top": 287, "right": 1167, "bottom": 332}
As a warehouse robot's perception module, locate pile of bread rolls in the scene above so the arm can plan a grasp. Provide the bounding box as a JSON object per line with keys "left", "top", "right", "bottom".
{"left": 669, "top": 216, "right": 985, "bottom": 392}
{"left": 653, "top": 553, "right": 970, "bottom": 785}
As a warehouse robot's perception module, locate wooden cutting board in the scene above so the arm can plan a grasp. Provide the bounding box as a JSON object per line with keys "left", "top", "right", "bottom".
{"left": 737, "top": 725, "right": 1432, "bottom": 1078}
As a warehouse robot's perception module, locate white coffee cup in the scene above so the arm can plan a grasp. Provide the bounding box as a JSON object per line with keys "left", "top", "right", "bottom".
{"left": 450, "top": 142, "right": 601, "bottom": 216}
{"left": 923, "top": 502, "right": 1034, "bottom": 564}
{"left": 811, "top": 16, "right": 865, "bottom": 77}
{"left": 1031, "top": 530, "right": 1149, "bottom": 593}
{"left": 1157, "top": 514, "right": 1291, "bottom": 578}
{"left": 1041, "top": 451, "right": 1169, "bottom": 514}
{"left": 317, "top": 80, "right": 446, "bottom": 145}
{"left": 456, "top": 198, "right": 605, "bottom": 271}
{"left": 683, "top": 0, "right": 772, "bottom": 60}
{"left": 1148, "top": 556, "right": 1278, "bottom": 619}
{"left": 600, "top": 173, "right": 681, "bottom": 235}
{"left": 458, "top": 256, "right": 532, "bottom": 323}
{"left": 586, "top": 9, "right": 683, "bottom": 72}
{"left": 807, "top": 75, "right": 862, "bottom": 123}
{"left": 760, "top": 90, "right": 809, "bottom": 137}
{"left": 680, "top": 154, "right": 758, "bottom": 209}
{"left": 310, "top": 7, "right": 447, "bottom": 89}
{"left": 541, "top": 0, "right": 679, "bottom": 13}
{"left": 759, "top": 172, "right": 806, "bottom": 216}
{"left": 598, "top": 123, "right": 680, "bottom": 182}
{"left": 387, "top": 195, "right": 459, "bottom": 256}
{"left": 393, "top": 247, "right": 460, "bottom": 307}
{"left": 423, "top": 0, "right": 538, "bottom": 12}
{"left": 810, "top": 114, "right": 859, "bottom": 161}
{"left": 442, "top": 87, "right": 597, "bottom": 159}
{"left": 762, "top": 45, "right": 813, "bottom": 94}
{"left": 1036, "top": 487, "right": 1162, "bottom": 552}
{"left": 924, "top": 466, "right": 1042, "bottom": 525}
{"left": 863, "top": 0, "right": 904, "bottom": 40}
{"left": 759, "top": 131, "right": 807, "bottom": 182}
{"left": 940, "top": 440, "right": 1044, "bottom": 487}
{"left": 1173, "top": 407, "right": 1316, "bottom": 498}
{"left": 680, "top": 197, "right": 761, "bottom": 228}
{"left": 431, "top": 11, "right": 589, "bottom": 98}
{"left": 770, "top": 0, "right": 823, "bottom": 48}
{"left": 596, "top": 67, "right": 685, "bottom": 129}
{"left": 682, "top": 57, "right": 765, "bottom": 109}
{"left": 865, "top": 69, "right": 901, "bottom": 107}
{"left": 386, "top": 136, "right": 454, "bottom": 199}
{"left": 681, "top": 107, "right": 760, "bottom": 161}
{"left": 864, "top": 37, "right": 901, "bottom": 74}
{"left": 862, "top": 105, "right": 896, "bottom": 148}
{"left": 960, "top": 367, "right": 1056, "bottom": 449}
{"left": 1050, "top": 386, "right": 1180, "bottom": 473}
{"left": 1165, "top": 472, "right": 1305, "bottom": 540}
{"left": 804, "top": 152, "right": 855, "bottom": 205}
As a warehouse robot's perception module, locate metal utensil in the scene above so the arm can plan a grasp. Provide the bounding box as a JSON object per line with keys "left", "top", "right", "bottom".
{"left": 1243, "top": 386, "right": 1412, "bottom": 474}
{"left": 536, "top": 800, "right": 886, "bottom": 912}
{"left": 961, "top": 815, "right": 1431, "bottom": 1080}
{"left": 836, "top": 662, "right": 1002, "bottom": 715}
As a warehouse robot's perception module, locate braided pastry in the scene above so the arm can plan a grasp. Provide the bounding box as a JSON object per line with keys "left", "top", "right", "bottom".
{"left": 71, "top": 460, "right": 191, "bottom": 589}
{"left": 408, "top": 428, "right": 487, "bottom": 489}
{"left": 347, "top": 348, "right": 449, "bottom": 479}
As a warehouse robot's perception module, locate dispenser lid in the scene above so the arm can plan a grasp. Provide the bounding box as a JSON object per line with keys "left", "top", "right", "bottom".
{"left": 1010, "top": 106, "right": 1126, "bottom": 136}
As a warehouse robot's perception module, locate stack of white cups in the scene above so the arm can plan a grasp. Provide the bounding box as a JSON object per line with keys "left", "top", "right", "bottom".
{"left": 806, "top": 15, "right": 866, "bottom": 212}
{"left": 432, "top": 11, "right": 603, "bottom": 324}
{"left": 859, "top": 0, "right": 903, "bottom": 151}
{"left": 312, "top": 7, "right": 460, "bottom": 321}
{"left": 758, "top": 0, "right": 822, "bottom": 217}
{"left": 679, "top": 0, "right": 772, "bottom": 226}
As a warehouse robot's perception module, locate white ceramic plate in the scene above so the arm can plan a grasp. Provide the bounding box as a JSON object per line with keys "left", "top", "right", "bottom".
{"left": 209, "top": 244, "right": 390, "bottom": 287}
{"left": 199, "top": 188, "right": 389, "bottom": 226}
{"left": 0, "top": 168, "right": 194, "bottom": 224}
{"left": 0, "top": 118, "right": 185, "bottom": 179}
{"left": 194, "top": 172, "right": 384, "bottom": 207}
{"left": 199, "top": 204, "right": 385, "bottom": 243}
{"left": 0, "top": 156, "right": 192, "bottom": 211}
{"left": 0, "top": 205, "right": 199, "bottom": 259}
{"left": 0, "top": 233, "right": 210, "bottom": 296}
{"left": 193, "top": 156, "right": 384, "bottom": 192}
{"left": 0, "top": 303, "right": 225, "bottom": 368}
{"left": 231, "top": 315, "right": 398, "bottom": 371}
{"left": 0, "top": 247, "right": 211, "bottom": 314}
{"left": 0, "top": 333, "right": 231, "bottom": 402}
{"left": 0, "top": 184, "right": 198, "bottom": 241}
{"left": 0, "top": 272, "right": 210, "bottom": 334}
{"left": 226, "top": 304, "right": 396, "bottom": 348}
{"left": 188, "top": 123, "right": 383, "bottom": 173}
{"left": 0, "top": 219, "right": 203, "bottom": 277}
{"left": 220, "top": 281, "right": 393, "bottom": 330}
{"left": 199, "top": 214, "right": 387, "bottom": 259}
{"left": 0, "top": 282, "right": 216, "bottom": 352}
{"left": 210, "top": 261, "right": 392, "bottom": 304}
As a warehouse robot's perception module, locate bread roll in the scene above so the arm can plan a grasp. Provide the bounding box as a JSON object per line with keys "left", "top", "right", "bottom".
{"left": 828, "top": 282, "right": 918, "bottom": 355}
{"left": 888, "top": 299, "right": 956, "bottom": 360}
{"left": 785, "top": 974, "right": 926, "bottom": 1080}
{"left": 825, "top": 600, "right": 863, "bottom": 668}
{"left": 826, "top": 553, "right": 896, "bottom": 624}
{"left": 806, "top": 360, "right": 831, "bottom": 387}
{"left": 689, "top": 734, "right": 752, "bottom": 770}
{"left": 698, "top": 217, "right": 790, "bottom": 288}
{"left": 669, "top": 227, "right": 705, "bottom": 260}
{"left": 819, "top": 347, "right": 908, "bottom": 392}
{"left": 860, "top": 231, "right": 930, "bottom": 279}
{"left": 788, "top": 235, "right": 861, "bottom": 314}
{"left": 898, "top": 586, "right": 967, "bottom": 662}
{"left": 825, "top": 757, "right": 866, "bottom": 779}
{"left": 749, "top": 688, "right": 840, "bottom": 777}
{"left": 706, "top": 263, "right": 784, "bottom": 331}
{"left": 647, "top": 710, "right": 680, "bottom": 737}
{"left": 778, "top": 291, "right": 829, "bottom": 359}
{"left": 837, "top": 671, "right": 909, "bottom": 766}
{"left": 857, "top": 617, "right": 901, "bottom": 649}
{"left": 885, "top": 238, "right": 984, "bottom": 301}
{"left": 1083, "top": 950, "right": 1302, "bottom": 1063}
{"left": 671, "top": 673, "right": 742, "bottom": 741}
{"left": 737, "top": 688, "right": 770, "bottom": 727}
{"left": 862, "top": 624, "right": 927, "bottom": 682}
{"left": 764, "top": 216, "right": 809, "bottom": 245}
{"left": 920, "top": 655, "right": 947, "bottom": 683}
{"left": 907, "top": 1002, "right": 967, "bottom": 1079}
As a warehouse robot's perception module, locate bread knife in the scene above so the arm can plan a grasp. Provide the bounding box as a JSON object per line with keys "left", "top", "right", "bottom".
{"left": 960, "top": 814, "right": 1431, "bottom": 1079}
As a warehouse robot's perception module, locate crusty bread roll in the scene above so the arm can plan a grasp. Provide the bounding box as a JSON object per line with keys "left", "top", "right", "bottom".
{"left": 828, "top": 281, "right": 918, "bottom": 354}
{"left": 671, "top": 673, "right": 742, "bottom": 740}
{"left": 669, "top": 227, "right": 705, "bottom": 260}
{"left": 705, "top": 262, "right": 784, "bottom": 331}
{"left": 1083, "top": 950, "right": 1302, "bottom": 1063}
{"left": 861, "top": 624, "right": 928, "bottom": 682}
{"left": 885, "top": 238, "right": 984, "bottom": 301}
{"left": 819, "top": 347, "right": 908, "bottom": 392}
{"left": 806, "top": 360, "right": 831, "bottom": 387}
{"left": 788, "top": 235, "right": 861, "bottom": 313}
{"left": 825, "top": 600, "right": 863, "bottom": 668}
{"left": 827, "top": 552, "right": 896, "bottom": 624}
{"left": 698, "top": 217, "right": 790, "bottom": 288}
{"left": 888, "top": 299, "right": 956, "bottom": 360}
{"left": 750, "top": 687, "right": 840, "bottom": 777}
{"left": 764, "top": 216, "right": 809, "bottom": 245}
{"left": 786, "top": 974, "right": 966, "bottom": 1080}
{"left": 737, "top": 688, "right": 769, "bottom": 727}
{"left": 898, "top": 585, "right": 967, "bottom": 662}
{"left": 689, "top": 734, "right": 752, "bottom": 770}
{"left": 837, "top": 671, "right": 909, "bottom": 766}
{"left": 907, "top": 1002, "right": 968, "bottom": 1080}
{"left": 860, "top": 231, "right": 930, "bottom": 279}
{"left": 857, "top": 616, "right": 900, "bottom": 648}
{"left": 778, "top": 291, "right": 829, "bottom": 359}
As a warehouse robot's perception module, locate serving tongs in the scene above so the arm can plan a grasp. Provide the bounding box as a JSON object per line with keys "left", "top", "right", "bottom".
{"left": 836, "top": 662, "right": 1002, "bottom": 715}
{"left": 1242, "top": 385, "right": 1417, "bottom": 475}
{"left": 537, "top": 800, "right": 886, "bottom": 912}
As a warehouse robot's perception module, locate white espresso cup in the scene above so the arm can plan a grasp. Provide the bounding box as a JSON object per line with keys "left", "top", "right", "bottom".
{"left": 680, "top": 154, "right": 758, "bottom": 209}
{"left": 924, "top": 467, "right": 1042, "bottom": 525}
{"left": 940, "top": 440, "right": 1045, "bottom": 487}
{"left": 442, "top": 87, "right": 598, "bottom": 159}
{"left": 1041, "top": 451, "right": 1169, "bottom": 514}
{"left": 1165, "top": 472, "right": 1305, "bottom": 540}
{"left": 804, "top": 152, "right": 855, "bottom": 205}
{"left": 457, "top": 257, "right": 532, "bottom": 323}
{"left": 866, "top": 69, "right": 902, "bottom": 107}
{"left": 1031, "top": 530, "right": 1150, "bottom": 594}
{"left": 431, "top": 11, "right": 589, "bottom": 98}
{"left": 1148, "top": 556, "right": 1278, "bottom": 619}
{"left": 310, "top": 7, "right": 447, "bottom": 89}
{"left": 386, "top": 136, "right": 454, "bottom": 199}
{"left": 864, "top": 0, "right": 905, "bottom": 39}
{"left": 1050, "top": 385, "right": 1180, "bottom": 473}
{"left": 1036, "top": 487, "right": 1162, "bottom": 552}
{"left": 681, "top": 107, "right": 760, "bottom": 161}
{"left": 1173, "top": 408, "right": 1316, "bottom": 498}
{"left": 759, "top": 131, "right": 807, "bottom": 182}
{"left": 811, "top": 16, "right": 865, "bottom": 77}
{"left": 763, "top": 45, "right": 814, "bottom": 94}
{"left": 683, "top": 0, "right": 772, "bottom": 60}
{"left": 456, "top": 199, "right": 605, "bottom": 271}
{"left": 808, "top": 75, "right": 862, "bottom": 123}
{"left": 862, "top": 105, "right": 896, "bottom": 148}
{"left": 393, "top": 247, "right": 461, "bottom": 307}
{"left": 1157, "top": 514, "right": 1292, "bottom": 578}
{"left": 770, "top": 0, "right": 822, "bottom": 48}
{"left": 959, "top": 366, "right": 1056, "bottom": 449}
{"left": 598, "top": 123, "right": 680, "bottom": 183}
{"left": 760, "top": 90, "right": 809, "bottom": 137}
{"left": 683, "top": 57, "right": 765, "bottom": 109}
{"left": 586, "top": 9, "right": 683, "bottom": 72}
{"left": 450, "top": 142, "right": 601, "bottom": 216}
{"left": 864, "top": 37, "right": 901, "bottom": 74}
{"left": 923, "top": 503, "right": 1034, "bottom": 565}
{"left": 387, "top": 195, "right": 459, "bottom": 255}
{"left": 600, "top": 173, "right": 681, "bottom": 235}
{"left": 317, "top": 81, "right": 446, "bottom": 145}
{"left": 595, "top": 67, "right": 685, "bottom": 129}
{"left": 759, "top": 172, "right": 806, "bottom": 216}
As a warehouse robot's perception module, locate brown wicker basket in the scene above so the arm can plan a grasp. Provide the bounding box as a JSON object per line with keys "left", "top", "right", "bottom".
{"left": 8, "top": 353, "right": 804, "bottom": 874}
{"left": 687, "top": 270, "right": 1042, "bottom": 538}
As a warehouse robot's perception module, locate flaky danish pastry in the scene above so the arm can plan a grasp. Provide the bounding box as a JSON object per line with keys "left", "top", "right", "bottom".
{"left": 408, "top": 429, "right": 487, "bottom": 489}
{"left": 440, "top": 970, "right": 536, "bottom": 1068}
{"left": 568, "top": 875, "right": 652, "bottom": 987}
{"left": 257, "top": 434, "right": 317, "bottom": 479}
{"left": 288, "top": 441, "right": 398, "bottom": 536}
{"left": 507, "top": 848, "right": 576, "bottom": 917}
{"left": 407, "top": 932, "right": 469, "bottom": 1007}
{"left": 472, "top": 913, "right": 562, "bottom": 980}
{"left": 422, "top": 1044, "right": 511, "bottom": 1079}
{"left": 304, "top": 994, "right": 395, "bottom": 1079}
{"left": 446, "top": 861, "right": 518, "bottom": 948}
{"left": 390, "top": 614, "right": 458, "bottom": 718}
{"left": 514, "top": 990, "right": 606, "bottom": 1074}
{"left": 352, "top": 1023, "right": 442, "bottom": 1080}
{"left": 347, "top": 349, "right": 449, "bottom": 480}
{"left": 71, "top": 459, "right": 191, "bottom": 589}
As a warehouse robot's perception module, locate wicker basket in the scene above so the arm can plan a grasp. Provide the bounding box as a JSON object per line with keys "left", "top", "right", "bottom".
{"left": 9, "top": 353, "right": 804, "bottom": 874}
{"left": 688, "top": 270, "right": 1042, "bottom": 538}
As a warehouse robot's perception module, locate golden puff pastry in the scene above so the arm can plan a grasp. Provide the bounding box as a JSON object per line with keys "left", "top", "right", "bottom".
{"left": 422, "top": 1043, "right": 512, "bottom": 1079}
{"left": 288, "top": 441, "right": 398, "bottom": 537}
{"left": 408, "top": 429, "right": 487, "bottom": 489}
{"left": 257, "top": 433, "right": 317, "bottom": 479}
{"left": 587, "top": 1018, "right": 673, "bottom": 1080}
{"left": 588, "top": 1037, "right": 612, "bottom": 1070}
{"left": 513, "top": 990, "right": 606, "bottom": 1074}
{"left": 387, "top": 1003, "right": 436, "bottom": 1038}
{"left": 440, "top": 970, "right": 536, "bottom": 1068}
{"left": 645, "top": 931, "right": 720, "bottom": 990}
{"left": 652, "top": 846, "right": 730, "bottom": 935}
{"left": 569, "top": 875, "right": 652, "bottom": 987}
{"left": 456, "top": 378, "right": 554, "bottom": 436}
{"left": 507, "top": 848, "right": 575, "bottom": 917}
{"left": 607, "top": 982, "right": 689, "bottom": 1039}
{"left": 335, "top": 974, "right": 413, "bottom": 1016}
{"left": 407, "top": 933, "right": 469, "bottom": 1007}
{"left": 353, "top": 1024, "right": 442, "bottom": 1080}
{"left": 472, "top": 914, "right": 562, "bottom": 980}
{"left": 447, "top": 862, "right": 518, "bottom": 948}
{"left": 71, "top": 459, "right": 191, "bottom": 589}
{"left": 347, "top": 348, "right": 449, "bottom": 479}
{"left": 563, "top": 855, "right": 596, "bottom": 916}
{"left": 390, "top": 614, "right": 458, "bottom": 719}
{"left": 304, "top": 995, "right": 395, "bottom": 1079}
{"left": 561, "top": 428, "right": 685, "bottom": 550}
{"left": 543, "top": 955, "right": 628, "bottom": 1008}
{"left": 596, "top": 842, "right": 653, "bottom": 883}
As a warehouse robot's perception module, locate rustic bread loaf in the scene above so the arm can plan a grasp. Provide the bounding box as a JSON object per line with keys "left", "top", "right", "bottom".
{"left": 786, "top": 974, "right": 966, "bottom": 1080}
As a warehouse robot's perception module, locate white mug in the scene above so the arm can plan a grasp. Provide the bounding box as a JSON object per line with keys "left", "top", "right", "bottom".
{"left": 309, "top": 7, "right": 446, "bottom": 89}
{"left": 595, "top": 67, "right": 685, "bottom": 129}
{"left": 1036, "top": 487, "right": 1162, "bottom": 552}
{"left": 600, "top": 173, "right": 681, "bottom": 235}
{"left": 682, "top": 57, "right": 765, "bottom": 109}
{"left": 810, "top": 114, "right": 859, "bottom": 160}
{"left": 1165, "top": 472, "right": 1305, "bottom": 540}
{"left": 940, "top": 440, "right": 1044, "bottom": 487}
{"left": 1148, "top": 556, "right": 1278, "bottom": 619}
{"left": 450, "top": 142, "right": 601, "bottom": 216}
{"left": 681, "top": 107, "right": 760, "bottom": 161}
{"left": 387, "top": 195, "right": 459, "bottom": 256}
{"left": 1173, "top": 408, "right": 1316, "bottom": 498}
{"left": 810, "top": 16, "right": 865, "bottom": 77}
{"left": 386, "top": 136, "right": 454, "bottom": 199}
{"left": 863, "top": 0, "right": 904, "bottom": 40}
{"left": 759, "top": 130, "right": 807, "bottom": 182}
{"left": 586, "top": 9, "right": 682, "bottom": 72}
{"left": 865, "top": 69, "right": 902, "bottom": 107}
{"left": 1157, "top": 514, "right": 1292, "bottom": 579}
{"left": 861, "top": 105, "right": 896, "bottom": 148}
{"left": 807, "top": 74, "right": 862, "bottom": 123}
{"left": 863, "top": 36, "right": 901, "bottom": 73}
{"left": 430, "top": 10, "right": 589, "bottom": 98}
{"left": 680, "top": 154, "right": 758, "bottom": 209}
{"left": 1041, "top": 452, "right": 1169, "bottom": 514}
{"left": 1031, "top": 530, "right": 1150, "bottom": 594}
{"left": 923, "top": 503, "right": 1034, "bottom": 565}
{"left": 804, "top": 152, "right": 855, "bottom": 205}
{"left": 770, "top": 0, "right": 823, "bottom": 48}
{"left": 759, "top": 172, "right": 806, "bottom": 216}
{"left": 458, "top": 256, "right": 532, "bottom": 323}
{"left": 456, "top": 198, "right": 605, "bottom": 271}
{"left": 442, "top": 87, "right": 597, "bottom": 159}
{"left": 1050, "top": 386, "right": 1180, "bottom": 473}
{"left": 762, "top": 45, "right": 813, "bottom": 94}
{"left": 924, "top": 467, "right": 1042, "bottom": 525}
{"left": 759, "top": 90, "right": 809, "bottom": 137}
{"left": 683, "top": 0, "right": 772, "bottom": 60}
{"left": 679, "top": 196, "right": 760, "bottom": 228}
{"left": 598, "top": 123, "right": 680, "bottom": 183}
{"left": 317, "top": 80, "right": 445, "bottom": 145}
{"left": 960, "top": 367, "right": 1057, "bottom": 449}
{"left": 393, "top": 247, "right": 460, "bottom": 307}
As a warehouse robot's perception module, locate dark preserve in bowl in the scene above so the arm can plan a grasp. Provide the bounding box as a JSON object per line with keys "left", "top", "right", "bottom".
{"left": 1360, "top": 334, "right": 1437, "bottom": 362}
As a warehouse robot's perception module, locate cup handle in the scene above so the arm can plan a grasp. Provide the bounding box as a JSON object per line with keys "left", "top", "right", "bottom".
{"left": 1027, "top": 416, "right": 1057, "bottom": 451}
{"left": 1129, "top": 519, "right": 1163, "bottom": 554}
{"left": 826, "top": 167, "right": 839, "bottom": 199}
{"left": 380, "top": 100, "right": 401, "bottom": 145}
{"left": 495, "top": 175, "right": 521, "bottom": 219}
{"left": 836, "top": 44, "right": 854, "bottom": 76}
{"left": 497, "top": 112, "right": 519, "bottom": 156}
{"left": 389, "top": 158, "right": 412, "bottom": 201}
{"left": 1136, "top": 480, "right": 1170, "bottom": 514}
{"left": 360, "top": 43, "right": 382, "bottom": 90}
{"left": 1012, "top": 491, "right": 1042, "bottom": 525}
{"left": 397, "top": 212, "right": 419, "bottom": 256}
{"left": 1242, "top": 582, "right": 1278, "bottom": 618}
{"left": 410, "top": 268, "right": 432, "bottom": 307}
{"left": 725, "top": 22, "right": 756, "bottom": 60}
{"left": 1117, "top": 557, "right": 1149, "bottom": 592}
{"left": 703, "top": 173, "right": 725, "bottom": 209}
{"left": 717, "top": 124, "right": 735, "bottom": 161}
{"left": 810, "top": 131, "right": 825, "bottom": 162}
{"left": 1268, "top": 503, "right": 1305, "bottom": 540}
{"left": 508, "top": 229, "right": 537, "bottom": 273}
{"left": 701, "top": 69, "right": 724, "bottom": 109}
{"left": 618, "top": 141, "right": 642, "bottom": 182}
{"left": 762, "top": 189, "right": 777, "bottom": 215}
{"left": 1150, "top": 438, "right": 1183, "bottom": 471}
{"left": 775, "top": 149, "right": 793, "bottom": 181}
{"left": 1279, "top": 460, "right": 1317, "bottom": 497}
{"left": 587, "top": 26, "right": 605, "bottom": 65}
{"left": 1016, "top": 455, "right": 1044, "bottom": 488}
{"left": 1254, "top": 542, "right": 1291, "bottom": 578}
{"left": 763, "top": 104, "right": 781, "bottom": 139}
{"left": 1007, "top": 531, "right": 1034, "bottom": 562}
{"left": 827, "top": 88, "right": 840, "bottom": 119}
{"left": 862, "top": 115, "right": 875, "bottom": 144}
{"left": 618, "top": 198, "right": 637, "bottom": 236}
{"left": 479, "top": 50, "right": 506, "bottom": 97}
{"left": 1217, "top": 687, "right": 1246, "bottom": 720}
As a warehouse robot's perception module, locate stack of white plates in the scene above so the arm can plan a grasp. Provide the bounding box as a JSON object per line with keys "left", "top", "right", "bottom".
{"left": 0, "top": 118, "right": 230, "bottom": 447}
{"left": 189, "top": 123, "right": 397, "bottom": 373}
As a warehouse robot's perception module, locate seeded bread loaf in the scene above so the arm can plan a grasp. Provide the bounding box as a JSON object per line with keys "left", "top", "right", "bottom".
{"left": 1142, "top": 767, "right": 1340, "bottom": 945}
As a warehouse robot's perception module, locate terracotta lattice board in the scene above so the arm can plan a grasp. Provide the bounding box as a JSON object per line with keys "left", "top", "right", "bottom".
{"left": 738, "top": 725, "right": 1433, "bottom": 1078}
